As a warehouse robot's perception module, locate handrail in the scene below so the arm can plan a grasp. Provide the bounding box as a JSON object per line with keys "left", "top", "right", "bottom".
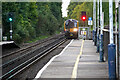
{"left": 99, "top": 28, "right": 118, "bottom": 34}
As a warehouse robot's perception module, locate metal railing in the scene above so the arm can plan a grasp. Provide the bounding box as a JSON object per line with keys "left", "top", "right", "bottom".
{"left": 102, "top": 26, "right": 119, "bottom": 61}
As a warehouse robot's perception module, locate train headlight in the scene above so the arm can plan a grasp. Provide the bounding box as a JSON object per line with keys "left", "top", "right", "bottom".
{"left": 73, "top": 28, "right": 78, "bottom": 32}
{"left": 64, "top": 29, "right": 68, "bottom": 31}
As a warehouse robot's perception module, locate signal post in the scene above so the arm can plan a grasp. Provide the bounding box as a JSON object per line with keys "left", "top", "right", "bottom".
{"left": 8, "top": 12, "right": 14, "bottom": 41}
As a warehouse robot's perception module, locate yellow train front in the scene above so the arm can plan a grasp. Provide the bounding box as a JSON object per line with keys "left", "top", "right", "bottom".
{"left": 64, "top": 19, "right": 79, "bottom": 39}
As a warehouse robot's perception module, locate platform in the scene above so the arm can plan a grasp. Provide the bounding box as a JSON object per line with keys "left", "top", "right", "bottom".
{"left": 0, "top": 41, "right": 14, "bottom": 45}
{"left": 1, "top": 41, "right": 20, "bottom": 52}
{"left": 35, "top": 39, "right": 109, "bottom": 79}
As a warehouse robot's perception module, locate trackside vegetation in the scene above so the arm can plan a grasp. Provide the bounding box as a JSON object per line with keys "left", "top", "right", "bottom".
{"left": 2, "top": 2, "right": 63, "bottom": 44}
{"left": 67, "top": 2, "right": 117, "bottom": 28}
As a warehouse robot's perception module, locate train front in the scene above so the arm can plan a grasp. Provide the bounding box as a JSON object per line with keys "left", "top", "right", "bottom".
{"left": 64, "top": 19, "right": 79, "bottom": 39}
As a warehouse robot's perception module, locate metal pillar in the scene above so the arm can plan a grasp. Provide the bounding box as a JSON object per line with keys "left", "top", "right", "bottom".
{"left": 0, "top": 2, "right": 2, "bottom": 42}
{"left": 108, "top": 0, "right": 116, "bottom": 79}
{"left": 108, "top": 44, "right": 116, "bottom": 79}
{"left": 93, "top": 0, "right": 97, "bottom": 45}
{"left": 118, "top": 0, "right": 120, "bottom": 80}
{"left": 97, "top": 0, "right": 99, "bottom": 52}
{"left": 88, "top": 28, "right": 89, "bottom": 39}
{"left": 93, "top": 30, "right": 94, "bottom": 41}
{"left": 115, "top": 0, "right": 119, "bottom": 79}
{"left": 10, "top": 22, "right": 12, "bottom": 41}
{"left": 119, "top": 0, "right": 120, "bottom": 61}
{"left": 0, "top": 28, "right": 2, "bottom": 42}
{"left": 0, "top": 2, "right": 2, "bottom": 78}
{"left": 89, "top": 25, "right": 91, "bottom": 39}
{"left": 99, "top": 0, "right": 104, "bottom": 62}
{"left": 78, "top": 27, "right": 80, "bottom": 39}
{"left": 93, "top": 0, "right": 95, "bottom": 42}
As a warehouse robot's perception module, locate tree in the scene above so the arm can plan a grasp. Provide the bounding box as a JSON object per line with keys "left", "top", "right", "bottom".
{"left": 67, "top": 2, "right": 93, "bottom": 26}
{"left": 2, "top": 2, "right": 63, "bottom": 44}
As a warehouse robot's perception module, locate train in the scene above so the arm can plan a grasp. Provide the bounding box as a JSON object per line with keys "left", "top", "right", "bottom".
{"left": 64, "top": 19, "right": 79, "bottom": 39}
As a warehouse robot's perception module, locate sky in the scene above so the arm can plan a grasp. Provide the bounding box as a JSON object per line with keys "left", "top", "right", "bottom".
{"left": 61, "top": 0, "right": 71, "bottom": 17}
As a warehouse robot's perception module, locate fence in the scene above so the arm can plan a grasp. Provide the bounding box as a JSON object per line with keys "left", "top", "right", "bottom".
{"left": 103, "top": 26, "right": 119, "bottom": 61}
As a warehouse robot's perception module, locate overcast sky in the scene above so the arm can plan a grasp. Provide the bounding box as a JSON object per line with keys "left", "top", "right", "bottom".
{"left": 61, "top": 0, "right": 71, "bottom": 17}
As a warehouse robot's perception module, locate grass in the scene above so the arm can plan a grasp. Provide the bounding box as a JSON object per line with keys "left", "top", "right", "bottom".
{"left": 55, "top": 31, "right": 60, "bottom": 34}
{"left": 26, "top": 35, "right": 50, "bottom": 43}
{"left": 25, "top": 31, "right": 61, "bottom": 43}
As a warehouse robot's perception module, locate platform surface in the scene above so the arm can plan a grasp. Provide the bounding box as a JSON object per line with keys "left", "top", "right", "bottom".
{"left": 77, "top": 40, "right": 108, "bottom": 78}
{"left": 35, "top": 39, "right": 109, "bottom": 79}
{"left": 0, "top": 41, "right": 14, "bottom": 45}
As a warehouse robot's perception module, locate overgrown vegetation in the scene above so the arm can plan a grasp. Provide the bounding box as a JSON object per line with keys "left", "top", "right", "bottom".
{"left": 67, "top": 2, "right": 93, "bottom": 26}
{"left": 2, "top": 2, "right": 63, "bottom": 44}
{"left": 66, "top": 2, "right": 117, "bottom": 27}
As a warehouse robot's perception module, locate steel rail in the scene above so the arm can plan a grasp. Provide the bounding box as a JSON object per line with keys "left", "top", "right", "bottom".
{"left": 1, "top": 38, "right": 66, "bottom": 80}
{"left": 1, "top": 33, "right": 64, "bottom": 59}
{"left": 1, "top": 35, "right": 65, "bottom": 68}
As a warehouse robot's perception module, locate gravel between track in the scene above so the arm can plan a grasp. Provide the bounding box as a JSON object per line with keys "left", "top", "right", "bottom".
{"left": 13, "top": 40, "right": 71, "bottom": 80}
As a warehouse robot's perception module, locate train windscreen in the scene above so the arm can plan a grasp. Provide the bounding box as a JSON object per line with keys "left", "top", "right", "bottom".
{"left": 65, "top": 20, "right": 77, "bottom": 29}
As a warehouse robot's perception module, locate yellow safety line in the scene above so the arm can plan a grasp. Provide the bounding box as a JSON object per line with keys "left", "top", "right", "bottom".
{"left": 71, "top": 40, "right": 84, "bottom": 79}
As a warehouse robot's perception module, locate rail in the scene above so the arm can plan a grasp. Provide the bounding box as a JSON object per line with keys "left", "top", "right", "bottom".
{"left": 1, "top": 34, "right": 66, "bottom": 80}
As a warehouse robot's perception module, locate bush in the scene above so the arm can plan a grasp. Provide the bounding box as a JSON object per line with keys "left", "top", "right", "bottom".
{"left": 13, "top": 34, "right": 22, "bottom": 44}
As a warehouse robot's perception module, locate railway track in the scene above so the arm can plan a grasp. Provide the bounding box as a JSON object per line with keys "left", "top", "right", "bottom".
{"left": 1, "top": 34, "right": 64, "bottom": 59}
{"left": 1, "top": 34, "right": 67, "bottom": 80}
{"left": 2, "top": 34, "right": 65, "bottom": 65}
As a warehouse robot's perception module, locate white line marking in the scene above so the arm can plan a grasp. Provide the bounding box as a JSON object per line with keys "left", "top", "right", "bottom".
{"left": 34, "top": 39, "right": 74, "bottom": 79}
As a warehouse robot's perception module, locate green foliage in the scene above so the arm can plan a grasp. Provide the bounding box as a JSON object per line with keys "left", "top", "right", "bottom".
{"left": 36, "top": 3, "right": 62, "bottom": 36}
{"left": 26, "top": 35, "right": 50, "bottom": 43}
{"left": 103, "top": 2, "right": 116, "bottom": 25}
{"left": 102, "top": 2, "right": 109, "bottom": 25}
{"left": 67, "top": 2, "right": 116, "bottom": 27}
{"left": 2, "top": 2, "right": 63, "bottom": 44}
{"left": 67, "top": 2, "right": 93, "bottom": 26}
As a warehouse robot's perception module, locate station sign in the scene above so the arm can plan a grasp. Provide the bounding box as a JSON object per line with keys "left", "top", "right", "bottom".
{"left": 82, "top": 28, "right": 85, "bottom": 31}
{"left": 88, "top": 17, "right": 92, "bottom": 21}
{"left": 88, "top": 17, "right": 93, "bottom": 26}
{"left": 81, "top": 31, "right": 87, "bottom": 35}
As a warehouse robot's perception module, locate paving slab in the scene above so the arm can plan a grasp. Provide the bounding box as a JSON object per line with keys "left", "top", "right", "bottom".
{"left": 77, "top": 40, "right": 109, "bottom": 78}
{"left": 40, "top": 39, "right": 82, "bottom": 78}
{"left": 36, "top": 39, "right": 109, "bottom": 79}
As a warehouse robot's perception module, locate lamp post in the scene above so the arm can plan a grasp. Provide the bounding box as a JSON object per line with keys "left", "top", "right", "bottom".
{"left": 8, "top": 12, "right": 13, "bottom": 41}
